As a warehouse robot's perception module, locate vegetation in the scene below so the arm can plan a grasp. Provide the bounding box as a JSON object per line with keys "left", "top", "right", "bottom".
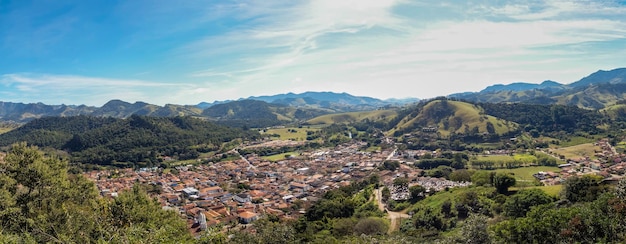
{"left": 0, "top": 115, "right": 259, "bottom": 167}
{"left": 306, "top": 110, "right": 397, "bottom": 125}
{"left": 0, "top": 143, "right": 192, "bottom": 242}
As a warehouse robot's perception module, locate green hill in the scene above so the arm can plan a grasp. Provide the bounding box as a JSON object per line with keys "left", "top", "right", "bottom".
{"left": 306, "top": 110, "right": 398, "bottom": 125}
{"left": 390, "top": 100, "right": 517, "bottom": 136}
{"left": 0, "top": 115, "right": 259, "bottom": 167}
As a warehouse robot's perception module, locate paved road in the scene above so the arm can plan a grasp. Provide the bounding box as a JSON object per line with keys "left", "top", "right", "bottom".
{"left": 374, "top": 187, "right": 410, "bottom": 234}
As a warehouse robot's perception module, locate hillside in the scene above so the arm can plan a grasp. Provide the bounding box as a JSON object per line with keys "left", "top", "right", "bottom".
{"left": 306, "top": 110, "right": 398, "bottom": 125}
{"left": 451, "top": 68, "right": 626, "bottom": 109}
{"left": 201, "top": 99, "right": 333, "bottom": 128}
{"left": 0, "top": 115, "right": 259, "bottom": 167}
{"left": 390, "top": 100, "right": 517, "bottom": 137}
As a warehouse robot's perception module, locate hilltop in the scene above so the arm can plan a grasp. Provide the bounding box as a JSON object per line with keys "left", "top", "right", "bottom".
{"left": 389, "top": 100, "right": 518, "bottom": 137}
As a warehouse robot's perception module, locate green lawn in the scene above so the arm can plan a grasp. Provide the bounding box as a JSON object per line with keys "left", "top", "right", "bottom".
{"left": 261, "top": 127, "right": 319, "bottom": 141}
{"left": 511, "top": 185, "right": 563, "bottom": 197}
{"left": 262, "top": 152, "right": 299, "bottom": 161}
{"left": 551, "top": 143, "right": 600, "bottom": 160}
{"left": 411, "top": 186, "right": 495, "bottom": 211}
{"left": 558, "top": 136, "right": 599, "bottom": 147}
{"left": 480, "top": 166, "right": 560, "bottom": 187}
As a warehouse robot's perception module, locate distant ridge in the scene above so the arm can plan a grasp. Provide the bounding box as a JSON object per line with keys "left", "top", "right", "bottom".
{"left": 451, "top": 67, "right": 626, "bottom": 109}
{"left": 198, "top": 91, "right": 419, "bottom": 110}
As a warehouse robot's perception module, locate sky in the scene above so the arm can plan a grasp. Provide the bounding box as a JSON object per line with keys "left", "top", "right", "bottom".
{"left": 1, "top": 0, "right": 625, "bottom": 106}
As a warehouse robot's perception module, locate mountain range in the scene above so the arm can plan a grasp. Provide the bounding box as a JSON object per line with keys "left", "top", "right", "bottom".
{"left": 451, "top": 68, "right": 626, "bottom": 109}
{"left": 1, "top": 68, "right": 626, "bottom": 123}
{"left": 0, "top": 92, "right": 417, "bottom": 124}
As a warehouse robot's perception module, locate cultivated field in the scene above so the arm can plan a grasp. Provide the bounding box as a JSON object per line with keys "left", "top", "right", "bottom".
{"left": 551, "top": 143, "right": 601, "bottom": 160}
{"left": 261, "top": 127, "right": 319, "bottom": 141}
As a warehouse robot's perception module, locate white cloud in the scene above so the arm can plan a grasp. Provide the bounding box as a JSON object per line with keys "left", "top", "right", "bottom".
{"left": 0, "top": 73, "right": 182, "bottom": 106}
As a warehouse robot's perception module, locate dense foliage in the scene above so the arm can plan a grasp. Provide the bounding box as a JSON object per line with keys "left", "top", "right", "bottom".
{"left": 479, "top": 102, "right": 604, "bottom": 134}
{"left": 0, "top": 144, "right": 192, "bottom": 243}
{"left": 0, "top": 115, "right": 259, "bottom": 167}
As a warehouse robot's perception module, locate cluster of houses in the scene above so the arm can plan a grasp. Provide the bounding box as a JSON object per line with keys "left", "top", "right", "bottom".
{"left": 536, "top": 139, "right": 626, "bottom": 185}
{"left": 85, "top": 140, "right": 398, "bottom": 236}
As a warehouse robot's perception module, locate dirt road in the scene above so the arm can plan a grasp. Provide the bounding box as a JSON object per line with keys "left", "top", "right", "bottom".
{"left": 374, "top": 187, "right": 410, "bottom": 234}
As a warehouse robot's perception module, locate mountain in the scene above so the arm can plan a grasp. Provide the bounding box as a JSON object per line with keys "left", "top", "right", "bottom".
{"left": 0, "top": 101, "right": 96, "bottom": 122}
{"left": 199, "top": 92, "right": 419, "bottom": 111}
{"left": 92, "top": 100, "right": 203, "bottom": 118}
{"left": 389, "top": 100, "right": 518, "bottom": 137}
{"left": 451, "top": 68, "right": 626, "bottom": 109}
{"left": 201, "top": 99, "right": 334, "bottom": 128}
{"left": 569, "top": 68, "right": 626, "bottom": 88}
{"left": 481, "top": 80, "right": 565, "bottom": 93}
{"left": 0, "top": 100, "right": 204, "bottom": 123}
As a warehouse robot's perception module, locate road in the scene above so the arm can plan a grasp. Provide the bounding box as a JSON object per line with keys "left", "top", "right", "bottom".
{"left": 374, "top": 187, "right": 410, "bottom": 234}
{"left": 230, "top": 148, "right": 255, "bottom": 170}
{"left": 386, "top": 148, "right": 397, "bottom": 161}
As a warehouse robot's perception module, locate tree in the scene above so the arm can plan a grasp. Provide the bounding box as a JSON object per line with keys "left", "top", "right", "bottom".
{"left": 393, "top": 177, "right": 409, "bottom": 187}
{"left": 616, "top": 177, "right": 626, "bottom": 201}
{"left": 353, "top": 217, "right": 388, "bottom": 236}
{"left": 493, "top": 173, "right": 516, "bottom": 194}
{"left": 449, "top": 169, "right": 472, "bottom": 182}
{"left": 0, "top": 143, "right": 193, "bottom": 243}
{"left": 562, "top": 174, "right": 607, "bottom": 203}
{"left": 471, "top": 171, "right": 493, "bottom": 186}
{"left": 381, "top": 187, "right": 391, "bottom": 203}
{"left": 457, "top": 214, "right": 491, "bottom": 244}
{"left": 409, "top": 185, "right": 426, "bottom": 202}
{"left": 503, "top": 188, "right": 553, "bottom": 217}
{"left": 441, "top": 200, "right": 453, "bottom": 218}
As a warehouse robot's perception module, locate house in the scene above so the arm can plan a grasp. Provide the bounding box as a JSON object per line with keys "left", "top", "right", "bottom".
{"left": 182, "top": 187, "right": 200, "bottom": 198}
{"left": 233, "top": 193, "right": 252, "bottom": 204}
{"left": 238, "top": 211, "right": 259, "bottom": 224}
{"left": 289, "top": 182, "right": 310, "bottom": 191}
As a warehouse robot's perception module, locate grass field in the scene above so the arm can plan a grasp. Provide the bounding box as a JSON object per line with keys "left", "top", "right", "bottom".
{"left": 307, "top": 110, "right": 397, "bottom": 125}
{"left": 511, "top": 185, "right": 563, "bottom": 197}
{"left": 261, "top": 152, "right": 299, "bottom": 161}
{"left": 551, "top": 143, "right": 600, "bottom": 160}
{"left": 412, "top": 186, "right": 495, "bottom": 211}
{"left": 492, "top": 166, "right": 560, "bottom": 181}
{"left": 261, "top": 127, "right": 319, "bottom": 141}
{"left": 470, "top": 153, "right": 539, "bottom": 168}
{"left": 0, "top": 126, "right": 15, "bottom": 134}
{"left": 557, "top": 136, "right": 599, "bottom": 147}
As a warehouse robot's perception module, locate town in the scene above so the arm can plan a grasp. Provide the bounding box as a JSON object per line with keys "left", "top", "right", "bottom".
{"left": 85, "top": 138, "right": 473, "bottom": 235}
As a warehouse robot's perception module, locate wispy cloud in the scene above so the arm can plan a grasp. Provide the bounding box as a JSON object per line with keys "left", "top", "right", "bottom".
{"left": 0, "top": 74, "right": 181, "bottom": 106}
{"left": 1, "top": 0, "right": 625, "bottom": 104}
{"left": 178, "top": 0, "right": 626, "bottom": 100}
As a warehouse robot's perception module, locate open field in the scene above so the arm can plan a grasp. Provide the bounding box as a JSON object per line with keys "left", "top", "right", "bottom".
{"left": 557, "top": 136, "right": 600, "bottom": 147}
{"left": 261, "top": 152, "right": 299, "bottom": 161}
{"left": 470, "top": 153, "right": 539, "bottom": 168}
{"left": 511, "top": 185, "right": 563, "bottom": 197}
{"left": 551, "top": 143, "right": 600, "bottom": 160}
{"left": 306, "top": 110, "right": 397, "bottom": 125}
{"left": 261, "top": 127, "right": 319, "bottom": 141}
{"left": 491, "top": 166, "right": 560, "bottom": 182}
{"left": 413, "top": 186, "right": 495, "bottom": 211}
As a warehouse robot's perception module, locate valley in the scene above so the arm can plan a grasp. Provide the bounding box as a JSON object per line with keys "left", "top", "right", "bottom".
{"left": 4, "top": 68, "right": 626, "bottom": 242}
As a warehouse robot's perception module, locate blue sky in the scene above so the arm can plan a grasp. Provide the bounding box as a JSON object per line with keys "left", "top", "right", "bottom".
{"left": 1, "top": 0, "right": 625, "bottom": 106}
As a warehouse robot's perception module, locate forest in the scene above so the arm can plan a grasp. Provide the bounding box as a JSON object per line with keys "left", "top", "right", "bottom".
{"left": 0, "top": 115, "right": 259, "bottom": 167}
